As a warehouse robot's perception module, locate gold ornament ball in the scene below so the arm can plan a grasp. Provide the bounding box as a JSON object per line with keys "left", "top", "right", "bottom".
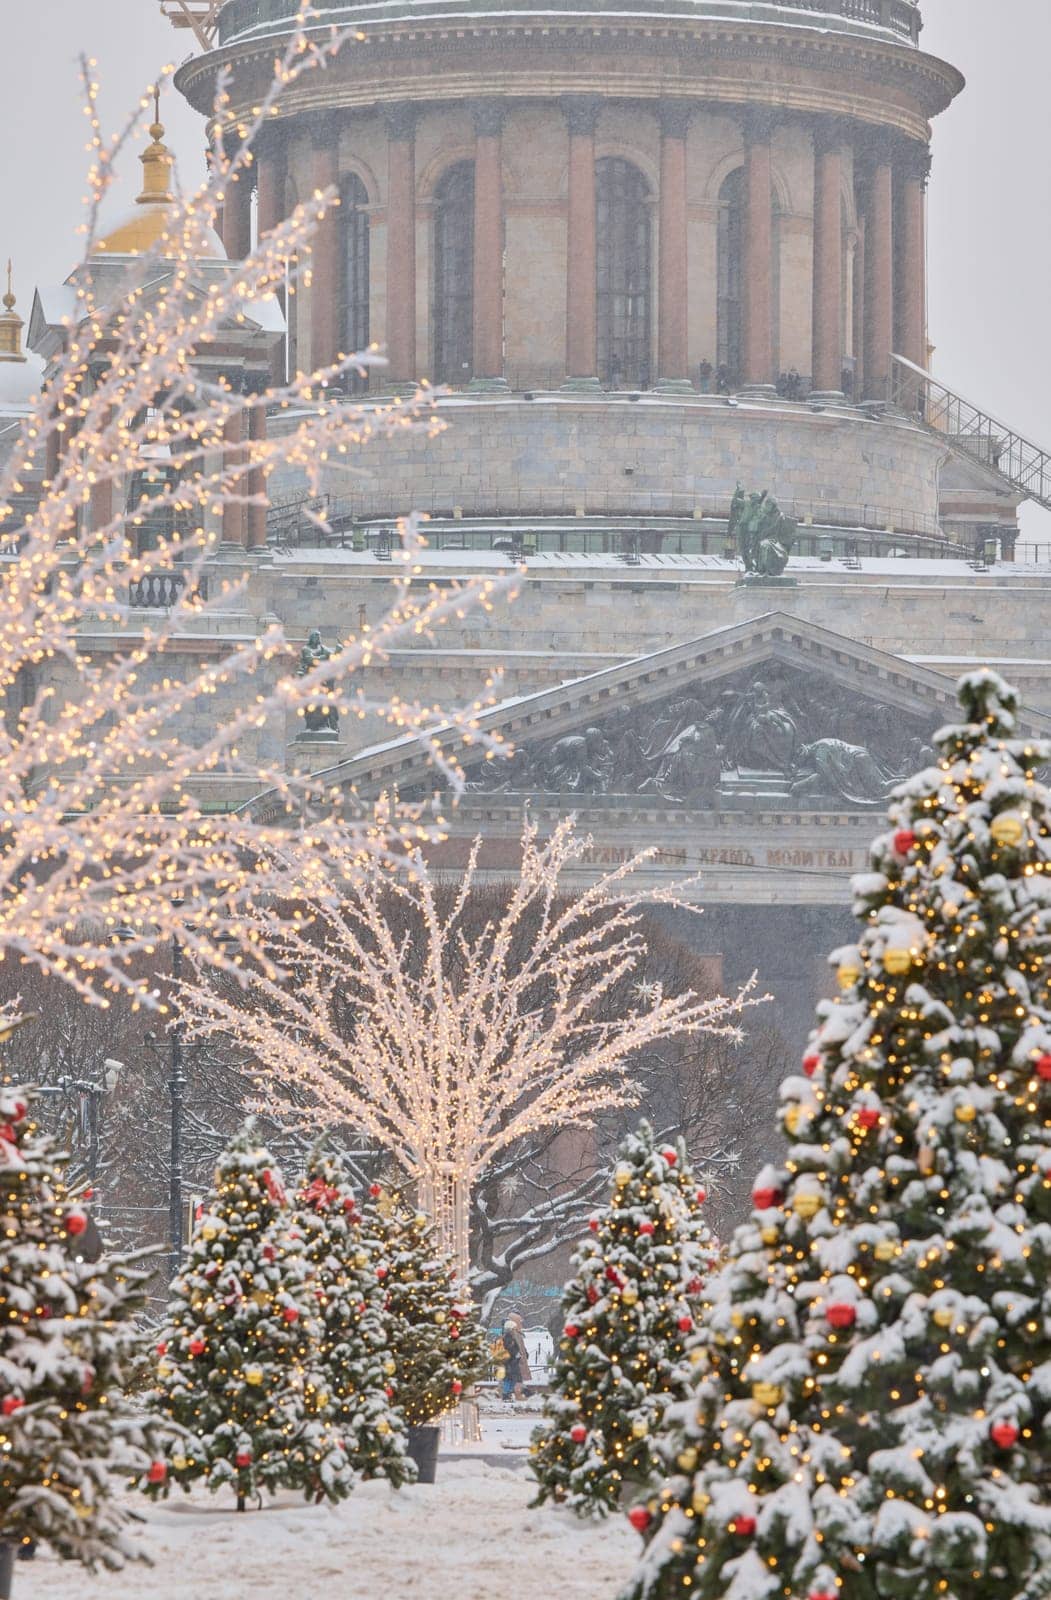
{"left": 752, "top": 1381, "right": 784, "bottom": 1407}
{"left": 354, "top": 1251, "right": 369, "bottom": 1268}
{"left": 874, "top": 1239, "right": 897, "bottom": 1262}
{"left": 760, "top": 1225, "right": 779, "bottom": 1246}
{"left": 172, "top": 1455, "right": 189, "bottom": 1472}
{"left": 784, "top": 1105, "right": 803, "bottom": 1136}
{"left": 678, "top": 1447, "right": 698, "bottom": 1472}
{"left": 631, "top": 1417, "right": 649, "bottom": 1438}
{"left": 622, "top": 1285, "right": 639, "bottom": 1306}
{"left": 837, "top": 964, "right": 861, "bottom": 991}
{"left": 614, "top": 1164, "right": 633, "bottom": 1189}
{"left": 954, "top": 1104, "right": 977, "bottom": 1124}
{"left": 384, "top": 1359, "right": 397, "bottom": 1376}
{"left": 157, "top": 1362, "right": 172, "bottom": 1379}
{"left": 414, "top": 1213, "right": 428, "bottom": 1229}
{"left": 883, "top": 947, "right": 913, "bottom": 977}
{"left": 932, "top": 1307, "right": 954, "bottom": 1328}
{"left": 691, "top": 1488, "right": 710, "bottom": 1514}
{"left": 793, "top": 1192, "right": 822, "bottom": 1219}
{"left": 990, "top": 812, "right": 1025, "bottom": 848}
{"left": 730, "top": 1310, "right": 745, "bottom": 1328}
{"left": 376, "top": 1418, "right": 391, "bottom": 1435}
{"left": 245, "top": 1367, "right": 265, "bottom": 1386}
{"left": 201, "top": 1225, "right": 218, "bottom": 1242}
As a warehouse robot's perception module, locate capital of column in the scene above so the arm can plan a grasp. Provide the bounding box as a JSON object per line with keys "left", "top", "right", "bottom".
{"left": 900, "top": 140, "right": 933, "bottom": 187}
{"left": 471, "top": 98, "right": 506, "bottom": 138}
{"left": 562, "top": 95, "right": 601, "bottom": 137}
{"left": 254, "top": 121, "right": 287, "bottom": 162}
{"left": 384, "top": 101, "right": 417, "bottom": 141}
{"left": 306, "top": 108, "right": 342, "bottom": 150}
{"left": 812, "top": 115, "right": 852, "bottom": 157}
{"left": 657, "top": 99, "right": 693, "bottom": 141}
{"left": 855, "top": 126, "right": 899, "bottom": 180}
{"left": 741, "top": 106, "right": 779, "bottom": 147}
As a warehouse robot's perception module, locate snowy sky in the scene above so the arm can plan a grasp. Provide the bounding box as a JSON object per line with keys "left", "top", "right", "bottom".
{"left": 0, "top": 0, "right": 1047, "bottom": 531}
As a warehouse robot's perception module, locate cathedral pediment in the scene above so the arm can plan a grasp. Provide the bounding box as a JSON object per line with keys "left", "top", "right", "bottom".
{"left": 332, "top": 613, "right": 1051, "bottom": 817}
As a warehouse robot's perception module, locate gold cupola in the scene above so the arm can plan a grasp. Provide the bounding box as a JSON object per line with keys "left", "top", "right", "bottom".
{"left": 93, "top": 90, "right": 222, "bottom": 258}
{"left": 0, "top": 262, "right": 26, "bottom": 365}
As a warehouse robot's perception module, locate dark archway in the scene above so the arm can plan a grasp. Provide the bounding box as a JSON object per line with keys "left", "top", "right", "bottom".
{"left": 433, "top": 161, "right": 475, "bottom": 385}
{"left": 340, "top": 172, "right": 370, "bottom": 392}
{"left": 717, "top": 168, "right": 782, "bottom": 387}
{"left": 596, "top": 157, "right": 652, "bottom": 389}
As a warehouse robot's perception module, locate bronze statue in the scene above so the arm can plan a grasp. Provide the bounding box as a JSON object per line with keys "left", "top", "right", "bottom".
{"left": 728, "top": 483, "right": 798, "bottom": 577}
{"left": 295, "top": 628, "right": 339, "bottom": 735}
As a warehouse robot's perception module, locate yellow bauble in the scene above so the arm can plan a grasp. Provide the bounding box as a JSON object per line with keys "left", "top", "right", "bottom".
{"left": 354, "top": 1251, "right": 369, "bottom": 1268}
{"left": 376, "top": 1418, "right": 391, "bottom": 1435}
{"left": 883, "top": 947, "right": 913, "bottom": 976}
{"left": 691, "top": 1488, "right": 710, "bottom": 1514}
{"left": 157, "top": 1362, "right": 172, "bottom": 1379}
{"left": 874, "top": 1239, "right": 897, "bottom": 1262}
{"left": 784, "top": 1105, "right": 803, "bottom": 1136}
{"left": 414, "top": 1213, "right": 428, "bottom": 1229}
{"left": 932, "top": 1307, "right": 954, "bottom": 1328}
{"left": 201, "top": 1225, "right": 218, "bottom": 1242}
{"left": 245, "top": 1367, "right": 265, "bottom": 1386}
{"left": 614, "top": 1163, "right": 633, "bottom": 1189}
{"left": 689, "top": 1348, "right": 706, "bottom": 1366}
{"left": 760, "top": 1226, "right": 779, "bottom": 1246}
{"left": 678, "top": 1447, "right": 698, "bottom": 1472}
{"left": 435, "top": 1311, "right": 446, "bottom": 1325}
{"left": 990, "top": 812, "right": 1025, "bottom": 847}
{"left": 172, "top": 1455, "right": 189, "bottom": 1471}
{"left": 730, "top": 1310, "right": 745, "bottom": 1328}
{"left": 74, "top": 1503, "right": 94, "bottom": 1520}
{"left": 837, "top": 964, "right": 861, "bottom": 991}
{"left": 631, "top": 1417, "right": 649, "bottom": 1438}
{"left": 622, "top": 1286, "right": 639, "bottom": 1306}
{"left": 384, "top": 1359, "right": 397, "bottom": 1376}
{"left": 251, "top": 1290, "right": 269, "bottom": 1306}
{"left": 793, "top": 1192, "right": 822, "bottom": 1219}
{"left": 752, "top": 1381, "right": 784, "bottom": 1407}
{"left": 955, "top": 1103, "right": 977, "bottom": 1124}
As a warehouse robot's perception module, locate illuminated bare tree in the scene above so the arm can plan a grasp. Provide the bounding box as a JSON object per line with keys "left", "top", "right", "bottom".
{"left": 0, "top": 12, "right": 508, "bottom": 1004}
{"left": 181, "top": 818, "right": 759, "bottom": 1288}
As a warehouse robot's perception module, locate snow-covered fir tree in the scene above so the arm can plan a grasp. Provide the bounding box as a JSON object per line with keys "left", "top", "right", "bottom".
{"left": 291, "top": 1152, "right": 413, "bottom": 1484}
{"left": 148, "top": 1126, "right": 351, "bottom": 1507}
{"left": 626, "top": 669, "right": 1051, "bottom": 1600}
{"left": 531, "top": 1123, "right": 717, "bottom": 1517}
{"left": 0, "top": 1086, "right": 166, "bottom": 1568}
{"left": 363, "top": 1189, "right": 485, "bottom": 1428}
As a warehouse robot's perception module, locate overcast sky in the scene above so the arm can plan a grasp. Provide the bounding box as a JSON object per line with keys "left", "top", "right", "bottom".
{"left": 1, "top": 0, "right": 1047, "bottom": 530}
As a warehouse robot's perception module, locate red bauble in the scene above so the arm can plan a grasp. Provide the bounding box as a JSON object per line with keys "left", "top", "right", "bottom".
{"left": 802, "top": 1053, "right": 821, "bottom": 1078}
{"left": 282, "top": 1306, "right": 299, "bottom": 1324}
{"left": 1035, "top": 1054, "right": 1051, "bottom": 1082}
{"left": 752, "top": 1187, "right": 780, "bottom": 1211}
{"left": 82, "top": 1187, "right": 94, "bottom": 1201}
{"left": 451, "top": 1379, "right": 463, "bottom": 1396}
{"left": 570, "top": 1424, "right": 587, "bottom": 1443}
{"left": 825, "top": 1303, "right": 856, "bottom": 1330}
{"left": 146, "top": 1461, "right": 168, "bottom": 1485}
{"left": 810, "top": 1591, "right": 839, "bottom": 1600}
{"left": 564, "top": 1323, "right": 580, "bottom": 1339}
{"left": 990, "top": 1421, "right": 1019, "bottom": 1449}
{"left": 1, "top": 1396, "right": 23, "bottom": 1416}
{"left": 64, "top": 1211, "right": 88, "bottom": 1237}
{"left": 586, "top": 1286, "right": 599, "bottom": 1305}
{"left": 156, "top": 1341, "right": 168, "bottom": 1357}
{"left": 855, "top": 1108, "right": 881, "bottom": 1131}
{"left": 189, "top": 1339, "right": 206, "bottom": 1357}
{"left": 262, "top": 1244, "right": 276, "bottom": 1262}
{"left": 695, "top": 1188, "right": 707, "bottom": 1204}
{"left": 385, "top": 1385, "right": 394, "bottom": 1399}
{"left": 677, "top": 1315, "right": 693, "bottom": 1333}
{"left": 369, "top": 1183, "right": 382, "bottom": 1198}
{"left": 638, "top": 1221, "right": 656, "bottom": 1236}
{"left": 687, "top": 1278, "right": 703, "bottom": 1295}
{"left": 376, "top": 1266, "right": 388, "bottom": 1280}
{"left": 587, "top": 1217, "right": 600, "bottom": 1232}
{"left": 628, "top": 1506, "right": 652, "bottom": 1533}
{"left": 10, "top": 1101, "right": 26, "bottom": 1123}
{"left": 893, "top": 828, "right": 916, "bottom": 855}
{"left": 236, "top": 1449, "right": 253, "bottom": 1468}
{"left": 730, "top": 1515, "right": 756, "bottom": 1537}
{"left": 661, "top": 1148, "right": 678, "bottom": 1166}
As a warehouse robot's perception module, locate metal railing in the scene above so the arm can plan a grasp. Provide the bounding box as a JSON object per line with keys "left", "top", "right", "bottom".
{"left": 890, "top": 354, "right": 1051, "bottom": 514}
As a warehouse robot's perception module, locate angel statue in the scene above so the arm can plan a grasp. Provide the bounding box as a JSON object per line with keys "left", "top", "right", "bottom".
{"left": 728, "top": 484, "right": 798, "bottom": 578}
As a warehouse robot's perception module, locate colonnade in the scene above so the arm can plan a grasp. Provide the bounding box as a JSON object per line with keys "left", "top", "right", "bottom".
{"left": 223, "top": 103, "right": 930, "bottom": 401}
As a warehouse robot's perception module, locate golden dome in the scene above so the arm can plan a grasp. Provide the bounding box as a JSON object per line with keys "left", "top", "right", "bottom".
{"left": 0, "top": 261, "right": 25, "bottom": 364}
{"left": 94, "top": 94, "right": 225, "bottom": 260}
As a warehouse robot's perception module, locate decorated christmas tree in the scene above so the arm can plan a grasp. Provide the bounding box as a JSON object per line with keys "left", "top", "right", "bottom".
{"left": 531, "top": 1122, "right": 717, "bottom": 1517}
{"left": 0, "top": 1086, "right": 167, "bottom": 1571}
{"left": 626, "top": 669, "right": 1051, "bottom": 1600}
{"left": 147, "top": 1125, "right": 351, "bottom": 1508}
{"left": 362, "top": 1188, "right": 485, "bottom": 1430}
{"left": 291, "top": 1152, "right": 413, "bottom": 1484}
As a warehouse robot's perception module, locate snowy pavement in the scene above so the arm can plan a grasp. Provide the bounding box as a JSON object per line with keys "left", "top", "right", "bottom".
{"left": 18, "top": 1460, "right": 640, "bottom": 1600}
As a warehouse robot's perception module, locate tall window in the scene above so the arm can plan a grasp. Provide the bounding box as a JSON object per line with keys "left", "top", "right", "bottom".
{"left": 717, "top": 169, "right": 782, "bottom": 385}
{"left": 340, "top": 173, "right": 370, "bottom": 392}
{"left": 433, "top": 162, "right": 475, "bottom": 385}
{"left": 283, "top": 174, "right": 300, "bottom": 379}
{"left": 596, "top": 158, "right": 651, "bottom": 389}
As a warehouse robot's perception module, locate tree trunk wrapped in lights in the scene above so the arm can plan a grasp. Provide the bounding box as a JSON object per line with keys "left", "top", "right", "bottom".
{"left": 146, "top": 1125, "right": 352, "bottom": 1507}
{"left": 0, "top": 1086, "right": 167, "bottom": 1572}
{"left": 179, "top": 817, "right": 756, "bottom": 1286}
{"left": 530, "top": 1122, "right": 718, "bottom": 1518}
{"left": 0, "top": 18, "right": 509, "bottom": 1008}
{"left": 624, "top": 669, "right": 1051, "bottom": 1600}
{"left": 290, "top": 1152, "right": 413, "bottom": 1486}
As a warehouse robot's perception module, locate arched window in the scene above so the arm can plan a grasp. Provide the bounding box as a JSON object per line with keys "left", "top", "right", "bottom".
{"left": 596, "top": 158, "right": 651, "bottom": 389}
{"left": 717, "top": 169, "right": 782, "bottom": 386}
{"left": 283, "top": 174, "right": 300, "bottom": 380}
{"left": 340, "top": 173, "right": 370, "bottom": 392}
{"left": 433, "top": 162, "right": 475, "bottom": 385}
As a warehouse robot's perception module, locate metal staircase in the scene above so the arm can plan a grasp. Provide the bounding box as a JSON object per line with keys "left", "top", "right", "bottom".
{"left": 890, "top": 354, "right": 1051, "bottom": 513}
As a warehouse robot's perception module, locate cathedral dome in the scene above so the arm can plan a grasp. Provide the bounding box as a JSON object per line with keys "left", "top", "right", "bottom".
{"left": 94, "top": 109, "right": 225, "bottom": 260}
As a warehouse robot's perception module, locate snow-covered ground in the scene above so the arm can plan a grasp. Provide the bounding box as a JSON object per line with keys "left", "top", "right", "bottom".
{"left": 18, "top": 1460, "right": 640, "bottom": 1600}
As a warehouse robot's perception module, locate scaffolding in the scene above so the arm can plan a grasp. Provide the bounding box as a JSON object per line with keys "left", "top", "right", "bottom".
{"left": 159, "top": 1, "right": 223, "bottom": 50}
